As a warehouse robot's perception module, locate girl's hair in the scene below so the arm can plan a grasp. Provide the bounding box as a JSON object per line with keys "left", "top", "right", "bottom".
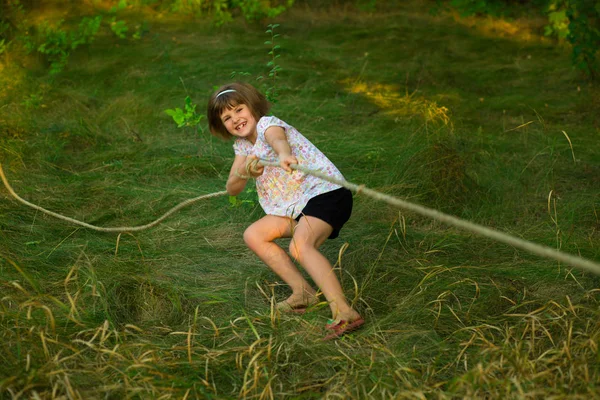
{"left": 207, "top": 82, "right": 270, "bottom": 139}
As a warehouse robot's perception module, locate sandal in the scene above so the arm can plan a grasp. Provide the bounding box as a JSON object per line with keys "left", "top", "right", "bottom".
{"left": 276, "top": 294, "right": 319, "bottom": 314}
{"left": 323, "top": 318, "right": 365, "bottom": 340}
{"left": 276, "top": 301, "right": 309, "bottom": 314}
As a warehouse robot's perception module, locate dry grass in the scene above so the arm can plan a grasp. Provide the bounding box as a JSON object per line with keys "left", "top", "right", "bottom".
{"left": 1, "top": 257, "right": 598, "bottom": 399}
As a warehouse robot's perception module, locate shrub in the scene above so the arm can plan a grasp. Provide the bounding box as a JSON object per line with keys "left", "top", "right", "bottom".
{"left": 34, "top": 16, "right": 102, "bottom": 75}
{"left": 168, "top": 0, "right": 294, "bottom": 25}
{"left": 566, "top": 0, "right": 600, "bottom": 79}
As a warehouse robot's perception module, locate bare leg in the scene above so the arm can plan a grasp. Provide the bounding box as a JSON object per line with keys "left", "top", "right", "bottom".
{"left": 244, "top": 215, "right": 317, "bottom": 306}
{"left": 289, "top": 216, "right": 361, "bottom": 322}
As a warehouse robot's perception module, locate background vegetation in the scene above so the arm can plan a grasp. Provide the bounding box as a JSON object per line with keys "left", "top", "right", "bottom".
{"left": 1, "top": 0, "right": 599, "bottom": 398}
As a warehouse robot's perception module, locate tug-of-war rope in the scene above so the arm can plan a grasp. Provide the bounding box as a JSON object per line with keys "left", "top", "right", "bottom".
{"left": 1, "top": 160, "right": 600, "bottom": 276}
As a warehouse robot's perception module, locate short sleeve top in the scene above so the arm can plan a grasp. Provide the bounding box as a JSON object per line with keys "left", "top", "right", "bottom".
{"left": 233, "top": 116, "right": 344, "bottom": 219}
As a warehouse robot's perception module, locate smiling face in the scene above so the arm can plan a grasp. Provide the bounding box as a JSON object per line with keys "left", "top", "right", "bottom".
{"left": 220, "top": 103, "right": 258, "bottom": 143}
{"left": 207, "top": 83, "right": 271, "bottom": 140}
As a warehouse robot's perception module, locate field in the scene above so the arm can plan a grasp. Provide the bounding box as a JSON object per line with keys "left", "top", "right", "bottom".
{"left": 1, "top": 1, "right": 599, "bottom": 398}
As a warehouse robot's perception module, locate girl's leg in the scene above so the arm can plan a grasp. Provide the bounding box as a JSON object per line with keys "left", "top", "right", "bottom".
{"left": 289, "top": 216, "right": 361, "bottom": 322}
{"left": 244, "top": 215, "right": 317, "bottom": 307}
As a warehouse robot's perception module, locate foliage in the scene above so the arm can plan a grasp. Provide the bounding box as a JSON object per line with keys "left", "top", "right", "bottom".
{"left": 260, "top": 23, "right": 282, "bottom": 102}
{"left": 544, "top": 1, "right": 600, "bottom": 79}
{"left": 24, "top": 16, "right": 102, "bottom": 75}
{"left": 545, "top": 2, "right": 570, "bottom": 38}
{"left": 0, "top": 0, "right": 26, "bottom": 33}
{"left": 212, "top": 0, "right": 234, "bottom": 25}
{"left": 229, "top": 187, "right": 257, "bottom": 207}
{"left": 164, "top": 96, "right": 204, "bottom": 129}
{"left": 0, "top": 0, "right": 25, "bottom": 55}
{"left": 232, "top": 0, "right": 294, "bottom": 20}
{"left": 109, "top": 17, "right": 129, "bottom": 39}
{"left": 566, "top": 0, "right": 600, "bottom": 79}
{"left": 168, "top": 0, "right": 294, "bottom": 25}
{"left": 230, "top": 23, "right": 284, "bottom": 102}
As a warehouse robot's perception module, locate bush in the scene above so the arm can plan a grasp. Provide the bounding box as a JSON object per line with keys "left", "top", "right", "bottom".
{"left": 168, "top": 0, "right": 294, "bottom": 25}
{"left": 566, "top": 0, "right": 600, "bottom": 79}
{"left": 32, "top": 16, "right": 102, "bottom": 75}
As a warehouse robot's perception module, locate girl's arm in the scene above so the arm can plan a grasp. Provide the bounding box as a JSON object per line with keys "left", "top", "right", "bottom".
{"left": 226, "top": 154, "right": 264, "bottom": 195}
{"left": 265, "top": 126, "right": 297, "bottom": 172}
{"left": 226, "top": 155, "right": 250, "bottom": 196}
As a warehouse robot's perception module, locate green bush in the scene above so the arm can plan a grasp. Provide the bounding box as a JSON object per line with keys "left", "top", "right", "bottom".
{"left": 544, "top": 0, "right": 599, "bottom": 79}
{"left": 232, "top": 0, "right": 294, "bottom": 20}
{"left": 566, "top": 0, "right": 600, "bottom": 79}
{"left": 33, "top": 16, "right": 102, "bottom": 75}
{"left": 166, "top": 0, "right": 293, "bottom": 24}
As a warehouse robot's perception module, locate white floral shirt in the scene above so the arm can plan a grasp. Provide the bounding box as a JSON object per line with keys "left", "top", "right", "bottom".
{"left": 233, "top": 116, "right": 344, "bottom": 219}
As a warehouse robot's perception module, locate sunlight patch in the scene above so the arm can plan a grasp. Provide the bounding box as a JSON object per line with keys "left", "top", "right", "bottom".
{"left": 450, "top": 11, "right": 546, "bottom": 42}
{"left": 344, "top": 80, "right": 451, "bottom": 125}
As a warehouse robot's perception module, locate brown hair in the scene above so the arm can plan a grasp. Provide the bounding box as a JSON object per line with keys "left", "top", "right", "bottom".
{"left": 206, "top": 82, "right": 271, "bottom": 139}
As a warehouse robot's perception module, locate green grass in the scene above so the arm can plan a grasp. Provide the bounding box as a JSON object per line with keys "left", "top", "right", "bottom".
{"left": 1, "top": 1, "right": 599, "bottom": 398}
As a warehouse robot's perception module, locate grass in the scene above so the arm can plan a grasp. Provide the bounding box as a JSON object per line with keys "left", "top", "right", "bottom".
{"left": 1, "top": 0, "right": 600, "bottom": 398}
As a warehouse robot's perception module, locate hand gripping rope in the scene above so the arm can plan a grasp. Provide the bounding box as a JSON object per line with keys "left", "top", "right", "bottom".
{"left": 1, "top": 161, "right": 599, "bottom": 275}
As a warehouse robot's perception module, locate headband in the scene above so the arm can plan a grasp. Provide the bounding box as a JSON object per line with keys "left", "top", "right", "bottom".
{"left": 216, "top": 89, "right": 236, "bottom": 98}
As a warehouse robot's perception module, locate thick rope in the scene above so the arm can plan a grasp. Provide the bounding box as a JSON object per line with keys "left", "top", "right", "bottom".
{"left": 0, "top": 163, "right": 227, "bottom": 233}
{"left": 259, "top": 160, "right": 600, "bottom": 276}
{"left": 1, "top": 161, "right": 599, "bottom": 275}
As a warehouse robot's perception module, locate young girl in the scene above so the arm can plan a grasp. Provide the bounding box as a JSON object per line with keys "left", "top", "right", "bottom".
{"left": 207, "top": 82, "right": 363, "bottom": 338}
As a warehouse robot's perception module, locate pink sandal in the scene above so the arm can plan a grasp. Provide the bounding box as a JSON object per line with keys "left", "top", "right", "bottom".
{"left": 323, "top": 318, "right": 365, "bottom": 340}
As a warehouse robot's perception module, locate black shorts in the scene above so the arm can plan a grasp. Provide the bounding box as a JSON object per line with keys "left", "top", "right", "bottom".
{"left": 294, "top": 187, "right": 353, "bottom": 239}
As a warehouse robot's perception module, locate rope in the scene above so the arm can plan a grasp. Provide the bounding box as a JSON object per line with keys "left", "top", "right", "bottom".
{"left": 260, "top": 160, "right": 600, "bottom": 276}
{"left": 0, "top": 163, "right": 227, "bottom": 233}
{"left": 2, "top": 161, "right": 600, "bottom": 275}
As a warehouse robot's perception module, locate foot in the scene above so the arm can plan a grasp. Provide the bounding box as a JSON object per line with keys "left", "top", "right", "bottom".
{"left": 326, "top": 309, "right": 362, "bottom": 329}
{"left": 323, "top": 317, "right": 365, "bottom": 340}
{"left": 276, "top": 292, "right": 319, "bottom": 313}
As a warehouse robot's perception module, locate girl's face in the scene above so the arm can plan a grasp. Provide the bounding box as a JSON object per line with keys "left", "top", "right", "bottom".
{"left": 220, "top": 103, "right": 258, "bottom": 143}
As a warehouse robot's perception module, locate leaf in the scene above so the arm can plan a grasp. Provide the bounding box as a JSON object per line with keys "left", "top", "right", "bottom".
{"left": 184, "top": 96, "right": 193, "bottom": 111}
{"left": 165, "top": 108, "right": 186, "bottom": 127}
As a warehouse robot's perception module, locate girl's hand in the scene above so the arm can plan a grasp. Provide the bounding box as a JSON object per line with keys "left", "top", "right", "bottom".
{"left": 279, "top": 154, "right": 298, "bottom": 173}
{"left": 264, "top": 126, "right": 296, "bottom": 172}
{"left": 245, "top": 155, "right": 264, "bottom": 178}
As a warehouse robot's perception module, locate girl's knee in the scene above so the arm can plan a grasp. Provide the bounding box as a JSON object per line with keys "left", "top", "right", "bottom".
{"left": 244, "top": 222, "right": 277, "bottom": 249}
{"left": 289, "top": 237, "right": 315, "bottom": 261}
{"left": 243, "top": 225, "right": 260, "bottom": 248}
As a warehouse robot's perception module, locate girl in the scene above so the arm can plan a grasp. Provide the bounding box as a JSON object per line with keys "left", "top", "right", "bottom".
{"left": 207, "top": 82, "right": 363, "bottom": 339}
